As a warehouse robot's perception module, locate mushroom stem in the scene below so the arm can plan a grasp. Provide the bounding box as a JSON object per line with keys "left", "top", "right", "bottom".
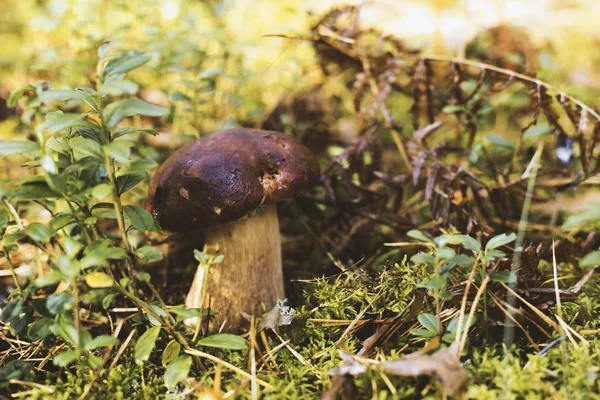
{"left": 185, "top": 204, "right": 284, "bottom": 331}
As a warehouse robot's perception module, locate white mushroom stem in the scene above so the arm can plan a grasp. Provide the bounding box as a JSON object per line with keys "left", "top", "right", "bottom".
{"left": 185, "top": 204, "right": 284, "bottom": 330}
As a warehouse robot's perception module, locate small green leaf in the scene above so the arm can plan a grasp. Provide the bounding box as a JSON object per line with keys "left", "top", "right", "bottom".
{"left": 407, "top": 230, "right": 433, "bottom": 243}
{"left": 54, "top": 349, "right": 81, "bottom": 367}
{"left": 85, "top": 272, "right": 114, "bottom": 288}
{"left": 1, "top": 300, "right": 23, "bottom": 322}
{"left": 117, "top": 172, "right": 147, "bottom": 195}
{"left": 112, "top": 127, "right": 158, "bottom": 140}
{"left": 485, "top": 133, "right": 514, "bottom": 148}
{"left": 101, "top": 79, "right": 139, "bottom": 96}
{"left": 104, "top": 50, "right": 151, "bottom": 75}
{"left": 116, "top": 159, "right": 158, "bottom": 177}
{"left": 27, "top": 317, "right": 52, "bottom": 341}
{"left": 123, "top": 205, "right": 154, "bottom": 231}
{"left": 562, "top": 209, "right": 600, "bottom": 230}
{"left": 442, "top": 105, "right": 463, "bottom": 113}
{"left": 0, "top": 140, "right": 40, "bottom": 156}
{"left": 105, "top": 140, "right": 132, "bottom": 163}
{"left": 198, "top": 68, "right": 224, "bottom": 79}
{"left": 8, "top": 181, "right": 60, "bottom": 200}
{"left": 197, "top": 334, "right": 247, "bottom": 350}
{"left": 39, "top": 113, "right": 96, "bottom": 133}
{"left": 523, "top": 125, "right": 552, "bottom": 140}
{"left": 103, "top": 98, "right": 168, "bottom": 130}
{"left": 439, "top": 290, "right": 453, "bottom": 301}
{"left": 70, "top": 137, "right": 104, "bottom": 161}
{"left": 164, "top": 355, "right": 192, "bottom": 389}
{"left": 98, "top": 38, "right": 119, "bottom": 59}
{"left": 162, "top": 340, "right": 181, "bottom": 367}
{"left": 135, "top": 246, "right": 164, "bottom": 263}
{"left": 38, "top": 90, "right": 91, "bottom": 103}
{"left": 485, "top": 233, "right": 516, "bottom": 252}
{"left": 411, "top": 252, "right": 434, "bottom": 266}
{"left": 490, "top": 271, "right": 517, "bottom": 283}
{"left": 47, "top": 292, "right": 74, "bottom": 314}
{"left": 417, "top": 313, "right": 439, "bottom": 333}
{"left": 24, "top": 223, "right": 53, "bottom": 242}
{"left": 84, "top": 334, "right": 119, "bottom": 350}
{"left": 419, "top": 275, "right": 447, "bottom": 290}
{"left": 435, "top": 234, "right": 481, "bottom": 252}
{"left": 91, "top": 183, "right": 113, "bottom": 200}
{"left": 409, "top": 328, "right": 437, "bottom": 338}
{"left": 91, "top": 203, "right": 117, "bottom": 219}
{"left": 135, "top": 326, "right": 161, "bottom": 365}
{"left": 580, "top": 251, "right": 600, "bottom": 269}
{"left": 7, "top": 86, "right": 34, "bottom": 107}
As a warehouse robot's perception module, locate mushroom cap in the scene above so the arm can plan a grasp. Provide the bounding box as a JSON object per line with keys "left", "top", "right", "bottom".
{"left": 146, "top": 128, "right": 320, "bottom": 232}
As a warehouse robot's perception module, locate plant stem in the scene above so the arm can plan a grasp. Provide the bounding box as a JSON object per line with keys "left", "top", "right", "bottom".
{"left": 4, "top": 250, "right": 22, "bottom": 294}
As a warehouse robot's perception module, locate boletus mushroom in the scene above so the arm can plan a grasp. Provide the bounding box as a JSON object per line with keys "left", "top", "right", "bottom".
{"left": 146, "top": 128, "right": 319, "bottom": 330}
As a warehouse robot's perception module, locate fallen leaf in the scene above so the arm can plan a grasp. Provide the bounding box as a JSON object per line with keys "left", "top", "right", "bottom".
{"left": 381, "top": 342, "right": 466, "bottom": 396}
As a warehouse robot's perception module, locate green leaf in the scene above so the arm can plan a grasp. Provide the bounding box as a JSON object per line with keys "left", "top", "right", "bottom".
{"left": 135, "top": 246, "right": 164, "bottom": 263}
{"left": 435, "top": 234, "right": 481, "bottom": 252}
{"left": 27, "top": 317, "right": 52, "bottom": 341}
{"left": 419, "top": 275, "right": 447, "bottom": 290}
{"left": 562, "top": 208, "right": 600, "bottom": 230}
{"left": 1, "top": 300, "right": 23, "bottom": 322}
{"left": 580, "top": 251, "right": 600, "bottom": 269}
{"left": 117, "top": 172, "right": 147, "bottom": 195}
{"left": 407, "top": 230, "right": 433, "bottom": 243}
{"left": 7, "top": 86, "right": 34, "bottom": 107}
{"left": 103, "top": 98, "right": 168, "bottom": 130}
{"left": 85, "top": 272, "right": 114, "bottom": 288}
{"left": 112, "top": 127, "right": 158, "bottom": 140}
{"left": 196, "top": 334, "right": 247, "bottom": 350}
{"left": 101, "top": 79, "right": 139, "bottom": 96}
{"left": 116, "top": 159, "right": 157, "bottom": 177}
{"left": 135, "top": 326, "right": 161, "bottom": 365}
{"left": 38, "top": 90, "right": 91, "bottom": 103}
{"left": 104, "top": 50, "right": 151, "bottom": 75}
{"left": 442, "top": 105, "right": 463, "bottom": 113}
{"left": 53, "top": 349, "right": 81, "bottom": 367}
{"left": 33, "top": 270, "right": 65, "bottom": 288}
{"left": 47, "top": 292, "right": 74, "bottom": 314}
{"left": 91, "top": 203, "right": 117, "bottom": 219}
{"left": 50, "top": 214, "right": 75, "bottom": 231}
{"left": 0, "top": 140, "right": 40, "bottom": 156}
{"left": 411, "top": 252, "right": 434, "bottom": 266}
{"left": 164, "top": 355, "right": 192, "bottom": 389}
{"left": 409, "top": 328, "right": 437, "bottom": 338}
{"left": 523, "top": 125, "right": 552, "bottom": 140}
{"left": 84, "top": 334, "right": 119, "bottom": 350}
{"left": 98, "top": 38, "right": 119, "bottom": 59}
{"left": 39, "top": 113, "right": 96, "bottom": 133}
{"left": 485, "top": 133, "right": 514, "bottom": 148}
{"left": 91, "top": 183, "right": 113, "bottom": 200}
{"left": 490, "top": 271, "right": 517, "bottom": 283}
{"left": 105, "top": 140, "right": 132, "bottom": 163}
{"left": 24, "top": 223, "right": 53, "bottom": 242}
{"left": 198, "top": 68, "right": 224, "bottom": 79}
{"left": 8, "top": 181, "right": 60, "bottom": 200}
{"left": 123, "top": 205, "right": 154, "bottom": 231}
{"left": 439, "top": 290, "right": 453, "bottom": 301}
{"left": 162, "top": 340, "right": 181, "bottom": 368}
{"left": 417, "top": 313, "right": 439, "bottom": 333}
{"left": 70, "top": 137, "right": 104, "bottom": 161}
{"left": 485, "top": 233, "right": 516, "bottom": 252}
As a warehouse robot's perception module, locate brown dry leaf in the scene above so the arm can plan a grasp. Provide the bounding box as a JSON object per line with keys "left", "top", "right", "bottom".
{"left": 381, "top": 342, "right": 466, "bottom": 396}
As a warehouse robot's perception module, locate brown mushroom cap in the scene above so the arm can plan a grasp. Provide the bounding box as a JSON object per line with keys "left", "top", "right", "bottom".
{"left": 146, "top": 128, "right": 320, "bottom": 232}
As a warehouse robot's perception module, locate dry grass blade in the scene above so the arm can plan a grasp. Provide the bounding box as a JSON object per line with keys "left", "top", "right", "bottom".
{"left": 185, "top": 348, "right": 275, "bottom": 390}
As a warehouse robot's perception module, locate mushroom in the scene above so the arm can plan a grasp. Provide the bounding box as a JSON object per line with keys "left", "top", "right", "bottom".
{"left": 146, "top": 128, "right": 319, "bottom": 330}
